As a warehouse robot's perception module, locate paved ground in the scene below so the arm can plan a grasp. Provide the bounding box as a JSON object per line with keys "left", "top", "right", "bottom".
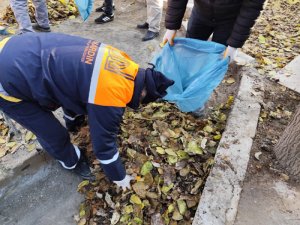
{"left": 0, "top": 153, "right": 83, "bottom": 225}
{"left": 235, "top": 172, "right": 300, "bottom": 225}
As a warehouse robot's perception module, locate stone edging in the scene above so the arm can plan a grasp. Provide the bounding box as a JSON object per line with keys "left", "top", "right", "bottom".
{"left": 193, "top": 66, "right": 264, "bottom": 225}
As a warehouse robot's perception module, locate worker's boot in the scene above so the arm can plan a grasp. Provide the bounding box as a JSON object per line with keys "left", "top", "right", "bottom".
{"left": 73, "top": 153, "right": 95, "bottom": 180}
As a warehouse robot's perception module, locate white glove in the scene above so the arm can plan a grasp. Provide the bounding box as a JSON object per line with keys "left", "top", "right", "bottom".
{"left": 113, "top": 175, "right": 133, "bottom": 191}
{"left": 161, "top": 29, "right": 177, "bottom": 46}
{"left": 223, "top": 46, "right": 238, "bottom": 63}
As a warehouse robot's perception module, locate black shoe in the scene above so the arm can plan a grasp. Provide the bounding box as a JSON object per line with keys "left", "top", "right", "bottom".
{"left": 137, "top": 22, "right": 149, "bottom": 29}
{"left": 95, "top": 4, "right": 115, "bottom": 12}
{"left": 64, "top": 115, "right": 86, "bottom": 133}
{"left": 95, "top": 13, "right": 114, "bottom": 24}
{"left": 73, "top": 154, "right": 95, "bottom": 180}
{"left": 142, "top": 30, "right": 159, "bottom": 41}
{"left": 32, "top": 23, "right": 51, "bottom": 32}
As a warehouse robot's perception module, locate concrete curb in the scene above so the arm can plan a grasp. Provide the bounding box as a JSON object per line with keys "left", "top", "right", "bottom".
{"left": 0, "top": 147, "right": 47, "bottom": 188}
{"left": 193, "top": 65, "right": 264, "bottom": 225}
{"left": 273, "top": 55, "right": 300, "bottom": 94}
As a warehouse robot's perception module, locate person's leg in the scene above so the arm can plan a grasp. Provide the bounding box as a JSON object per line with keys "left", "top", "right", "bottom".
{"left": 186, "top": 7, "right": 214, "bottom": 40}
{"left": 95, "top": 0, "right": 114, "bottom": 24}
{"left": 142, "top": 0, "right": 163, "bottom": 41}
{"left": 95, "top": 0, "right": 115, "bottom": 13}
{"left": 104, "top": 0, "right": 113, "bottom": 15}
{"left": 9, "top": 0, "right": 34, "bottom": 33}
{"left": 31, "top": 0, "right": 50, "bottom": 31}
{"left": 211, "top": 20, "right": 236, "bottom": 46}
{"left": 0, "top": 98, "right": 79, "bottom": 168}
{"left": 146, "top": 0, "right": 163, "bottom": 33}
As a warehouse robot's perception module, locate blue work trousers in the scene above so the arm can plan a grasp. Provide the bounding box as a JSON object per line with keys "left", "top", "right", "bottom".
{"left": 0, "top": 98, "right": 79, "bottom": 168}
{"left": 10, "top": 0, "right": 50, "bottom": 33}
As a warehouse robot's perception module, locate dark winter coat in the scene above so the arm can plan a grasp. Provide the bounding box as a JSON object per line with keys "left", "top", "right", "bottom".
{"left": 165, "top": 0, "right": 266, "bottom": 48}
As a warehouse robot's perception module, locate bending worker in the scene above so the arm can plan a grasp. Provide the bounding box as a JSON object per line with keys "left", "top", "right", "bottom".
{"left": 162, "top": 0, "right": 266, "bottom": 62}
{"left": 0, "top": 33, "right": 174, "bottom": 190}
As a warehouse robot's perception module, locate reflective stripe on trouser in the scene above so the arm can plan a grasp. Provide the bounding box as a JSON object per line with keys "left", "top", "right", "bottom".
{"left": 0, "top": 98, "right": 79, "bottom": 168}
{"left": 10, "top": 0, "right": 50, "bottom": 33}
{"left": 146, "top": 0, "right": 163, "bottom": 33}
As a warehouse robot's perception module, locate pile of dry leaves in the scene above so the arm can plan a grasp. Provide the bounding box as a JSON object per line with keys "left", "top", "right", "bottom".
{"left": 72, "top": 99, "right": 234, "bottom": 225}
{"left": 0, "top": 114, "right": 37, "bottom": 158}
{"left": 2, "top": 0, "right": 78, "bottom": 24}
{"left": 242, "top": 0, "right": 300, "bottom": 75}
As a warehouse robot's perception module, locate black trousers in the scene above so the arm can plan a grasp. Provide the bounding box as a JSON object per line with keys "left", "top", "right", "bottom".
{"left": 186, "top": 7, "right": 236, "bottom": 46}
{"left": 104, "top": 0, "right": 114, "bottom": 15}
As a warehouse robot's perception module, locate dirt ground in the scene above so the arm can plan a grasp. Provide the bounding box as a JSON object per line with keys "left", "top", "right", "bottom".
{"left": 235, "top": 78, "right": 300, "bottom": 225}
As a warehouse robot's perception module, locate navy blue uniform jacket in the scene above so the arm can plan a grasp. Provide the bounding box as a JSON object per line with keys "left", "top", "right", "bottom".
{"left": 0, "top": 33, "right": 143, "bottom": 181}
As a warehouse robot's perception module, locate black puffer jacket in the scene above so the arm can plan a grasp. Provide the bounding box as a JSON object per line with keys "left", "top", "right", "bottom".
{"left": 165, "top": 0, "right": 266, "bottom": 48}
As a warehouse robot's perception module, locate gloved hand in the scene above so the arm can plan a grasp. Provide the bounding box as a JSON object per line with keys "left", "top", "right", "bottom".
{"left": 64, "top": 114, "right": 86, "bottom": 133}
{"left": 113, "top": 175, "right": 133, "bottom": 191}
{"left": 161, "top": 29, "right": 177, "bottom": 46}
{"left": 223, "top": 46, "right": 238, "bottom": 63}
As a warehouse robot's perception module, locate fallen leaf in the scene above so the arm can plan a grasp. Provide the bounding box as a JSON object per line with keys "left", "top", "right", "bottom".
{"left": 156, "top": 147, "right": 165, "bottom": 154}
{"left": 25, "top": 131, "right": 34, "bottom": 142}
{"left": 77, "top": 180, "right": 89, "bottom": 192}
{"left": 172, "top": 208, "right": 183, "bottom": 221}
{"left": 185, "top": 141, "right": 203, "bottom": 155}
{"left": 254, "top": 151, "right": 262, "bottom": 161}
{"left": 105, "top": 193, "right": 116, "bottom": 209}
{"left": 78, "top": 218, "right": 86, "bottom": 225}
{"left": 161, "top": 183, "right": 174, "bottom": 194}
{"left": 226, "top": 77, "right": 236, "bottom": 84}
{"left": 0, "top": 148, "right": 8, "bottom": 158}
{"left": 124, "top": 205, "right": 134, "bottom": 214}
{"left": 27, "top": 143, "right": 36, "bottom": 152}
{"left": 130, "top": 194, "right": 142, "bottom": 205}
{"left": 0, "top": 138, "right": 6, "bottom": 144}
{"left": 110, "top": 211, "right": 120, "bottom": 225}
{"left": 258, "top": 34, "right": 266, "bottom": 44}
{"left": 140, "top": 161, "right": 153, "bottom": 176}
{"left": 177, "top": 199, "right": 187, "bottom": 215}
{"left": 132, "top": 182, "right": 148, "bottom": 198}
{"left": 6, "top": 141, "right": 16, "bottom": 148}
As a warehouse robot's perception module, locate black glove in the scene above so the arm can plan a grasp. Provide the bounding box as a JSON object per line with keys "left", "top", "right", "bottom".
{"left": 64, "top": 114, "right": 86, "bottom": 133}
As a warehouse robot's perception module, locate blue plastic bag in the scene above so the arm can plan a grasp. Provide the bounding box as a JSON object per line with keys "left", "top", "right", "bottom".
{"left": 152, "top": 38, "right": 229, "bottom": 112}
{"left": 74, "top": 0, "right": 94, "bottom": 21}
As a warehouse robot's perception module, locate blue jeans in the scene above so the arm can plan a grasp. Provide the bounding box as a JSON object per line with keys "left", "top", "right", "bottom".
{"left": 10, "top": 0, "right": 50, "bottom": 33}
{"left": 0, "top": 98, "right": 78, "bottom": 168}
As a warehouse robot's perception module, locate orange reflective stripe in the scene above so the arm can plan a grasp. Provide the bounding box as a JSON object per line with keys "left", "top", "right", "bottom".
{"left": 88, "top": 45, "right": 139, "bottom": 107}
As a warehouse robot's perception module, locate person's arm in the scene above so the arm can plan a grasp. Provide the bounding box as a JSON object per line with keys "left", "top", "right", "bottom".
{"left": 87, "top": 104, "right": 127, "bottom": 182}
{"left": 227, "top": 0, "right": 266, "bottom": 48}
{"left": 165, "top": 0, "right": 189, "bottom": 30}
{"left": 163, "top": 0, "right": 189, "bottom": 45}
